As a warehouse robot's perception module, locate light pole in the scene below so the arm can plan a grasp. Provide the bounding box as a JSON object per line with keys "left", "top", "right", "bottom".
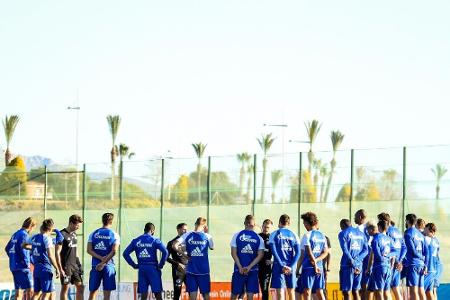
{"left": 67, "top": 105, "right": 80, "bottom": 201}
{"left": 263, "top": 123, "right": 288, "bottom": 202}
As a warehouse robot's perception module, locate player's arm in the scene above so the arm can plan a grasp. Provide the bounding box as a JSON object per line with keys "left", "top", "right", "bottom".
{"left": 55, "top": 243, "right": 65, "bottom": 277}
{"left": 231, "top": 247, "right": 243, "bottom": 272}
{"left": 315, "top": 246, "right": 329, "bottom": 262}
{"left": 208, "top": 234, "right": 214, "bottom": 250}
{"left": 101, "top": 242, "right": 119, "bottom": 265}
{"left": 423, "top": 240, "right": 430, "bottom": 274}
{"left": 122, "top": 241, "right": 138, "bottom": 269}
{"left": 366, "top": 251, "right": 374, "bottom": 274}
{"left": 338, "top": 233, "right": 355, "bottom": 267}
{"left": 173, "top": 233, "right": 187, "bottom": 254}
{"left": 45, "top": 237, "right": 59, "bottom": 278}
{"left": 4, "top": 239, "right": 11, "bottom": 253}
{"left": 398, "top": 238, "right": 407, "bottom": 263}
{"left": 324, "top": 237, "right": 331, "bottom": 271}
{"left": 357, "top": 240, "right": 369, "bottom": 264}
{"left": 247, "top": 249, "right": 264, "bottom": 271}
{"left": 404, "top": 232, "right": 421, "bottom": 258}
{"left": 166, "top": 241, "right": 178, "bottom": 266}
{"left": 290, "top": 242, "right": 301, "bottom": 270}
{"left": 269, "top": 242, "right": 284, "bottom": 267}
{"left": 87, "top": 242, "right": 104, "bottom": 261}
{"left": 157, "top": 241, "right": 169, "bottom": 269}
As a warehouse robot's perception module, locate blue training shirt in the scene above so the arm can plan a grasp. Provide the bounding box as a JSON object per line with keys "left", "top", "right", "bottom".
{"left": 88, "top": 227, "right": 120, "bottom": 267}
{"left": 177, "top": 231, "right": 214, "bottom": 275}
{"left": 30, "top": 233, "right": 54, "bottom": 274}
{"left": 338, "top": 227, "right": 368, "bottom": 269}
{"left": 300, "top": 229, "right": 328, "bottom": 269}
{"left": 371, "top": 233, "right": 393, "bottom": 269}
{"left": 123, "top": 233, "right": 169, "bottom": 269}
{"left": 404, "top": 227, "right": 427, "bottom": 267}
{"left": 387, "top": 226, "right": 406, "bottom": 264}
{"left": 268, "top": 228, "right": 301, "bottom": 269}
{"left": 424, "top": 236, "right": 439, "bottom": 273}
{"left": 230, "top": 229, "right": 265, "bottom": 272}
{"left": 5, "top": 228, "right": 31, "bottom": 271}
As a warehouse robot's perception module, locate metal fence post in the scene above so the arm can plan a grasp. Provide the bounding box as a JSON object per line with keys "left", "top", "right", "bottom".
{"left": 117, "top": 161, "right": 124, "bottom": 283}
{"left": 402, "top": 147, "right": 407, "bottom": 232}
{"left": 207, "top": 157, "right": 211, "bottom": 227}
{"left": 82, "top": 164, "right": 87, "bottom": 276}
{"left": 350, "top": 149, "right": 354, "bottom": 219}
{"left": 44, "top": 166, "right": 48, "bottom": 219}
{"left": 160, "top": 159, "right": 164, "bottom": 239}
{"left": 297, "top": 152, "right": 303, "bottom": 235}
{"left": 252, "top": 154, "right": 257, "bottom": 216}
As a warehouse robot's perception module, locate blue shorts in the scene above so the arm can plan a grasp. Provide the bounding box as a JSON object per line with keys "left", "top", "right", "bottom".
{"left": 271, "top": 264, "right": 296, "bottom": 289}
{"left": 186, "top": 273, "right": 210, "bottom": 294}
{"left": 34, "top": 270, "right": 54, "bottom": 293}
{"left": 138, "top": 266, "right": 163, "bottom": 294}
{"left": 296, "top": 268, "right": 324, "bottom": 293}
{"left": 404, "top": 265, "right": 425, "bottom": 288}
{"left": 390, "top": 268, "right": 401, "bottom": 287}
{"left": 424, "top": 272, "right": 436, "bottom": 292}
{"left": 369, "top": 266, "right": 391, "bottom": 291}
{"left": 231, "top": 271, "right": 259, "bottom": 295}
{"left": 339, "top": 267, "right": 362, "bottom": 292}
{"left": 12, "top": 269, "right": 32, "bottom": 290}
{"left": 89, "top": 265, "right": 116, "bottom": 292}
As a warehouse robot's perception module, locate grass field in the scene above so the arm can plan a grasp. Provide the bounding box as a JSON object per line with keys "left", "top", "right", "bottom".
{"left": 1, "top": 199, "right": 449, "bottom": 285}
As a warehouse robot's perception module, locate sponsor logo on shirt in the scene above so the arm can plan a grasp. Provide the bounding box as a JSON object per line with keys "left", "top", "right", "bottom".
{"left": 94, "top": 241, "right": 107, "bottom": 251}
{"left": 241, "top": 244, "right": 254, "bottom": 254}
{"left": 348, "top": 232, "right": 364, "bottom": 240}
{"left": 94, "top": 232, "right": 111, "bottom": 240}
{"left": 312, "top": 245, "right": 322, "bottom": 254}
{"left": 188, "top": 237, "right": 207, "bottom": 245}
{"left": 282, "top": 241, "right": 292, "bottom": 251}
{"left": 139, "top": 248, "right": 151, "bottom": 258}
{"left": 137, "top": 240, "right": 153, "bottom": 248}
{"left": 350, "top": 241, "right": 361, "bottom": 250}
{"left": 190, "top": 247, "right": 204, "bottom": 257}
{"left": 33, "top": 248, "right": 40, "bottom": 257}
{"left": 239, "top": 234, "right": 257, "bottom": 243}
{"left": 277, "top": 232, "right": 295, "bottom": 241}
{"left": 392, "top": 240, "right": 401, "bottom": 249}
{"left": 413, "top": 234, "right": 424, "bottom": 242}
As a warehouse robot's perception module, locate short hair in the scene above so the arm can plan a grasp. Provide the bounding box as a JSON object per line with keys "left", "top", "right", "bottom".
{"left": 244, "top": 215, "right": 255, "bottom": 225}
{"left": 301, "top": 212, "right": 318, "bottom": 227}
{"left": 367, "top": 223, "right": 376, "bottom": 232}
{"left": 377, "top": 220, "right": 389, "bottom": 232}
{"left": 416, "top": 218, "right": 426, "bottom": 229}
{"left": 144, "top": 222, "right": 155, "bottom": 233}
{"left": 195, "top": 217, "right": 207, "bottom": 227}
{"left": 22, "top": 217, "right": 37, "bottom": 229}
{"left": 69, "top": 214, "right": 83, "bottom": 224}
{"left": 377, "top": 212, "right": 391, "bottom": 222}
{"left": 355, "top": 209, "right": 367, "bottom": 219}
{"left": 279, "top": 214, "right": 290, "bottom": 226}
{"left": 390, "top": 220, "right": 396, "bottom": 226}
{"left": 41, "top": 219, "right": 54, "bottom": 232}
{"left": 262, "top": 219, "right": 273, "bottom": 226}
{"left": 102, "top": 213, "right": 114, "bottom": 226}
{"left": 176, "top": 223, "right": 187, "bottom": 230}
{"left": 405, "top": 213, "right": 417, "bottom": 225}
{"left": 425, "top": 223, "right": 437, "bottom": 233}
{"left": 340, "top": 219, "right": 351, "bottom": 230}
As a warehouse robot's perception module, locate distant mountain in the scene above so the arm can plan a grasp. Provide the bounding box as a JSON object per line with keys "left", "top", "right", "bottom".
{"left": 23, "top": 155, "right": 55, "bottom": 171}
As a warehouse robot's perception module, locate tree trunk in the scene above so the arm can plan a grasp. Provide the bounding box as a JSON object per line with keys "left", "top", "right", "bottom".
{"left": 436, "top": 185, "right": 440, "bottom": 200}
{"left": 110, "top": 147, "right": 116, "bottom": 201}
{"left": 5, "top": 148, "right": 11, "bottom": 166}
{"left": 323, "top": 157, "right": 336, "bottom": 202}
{"left": 197, "top": 163, "right": 202, "bottom": 205}
{"left": 320, "top": 177, "right": 326, "bottom": 203}
{"left": 239, "top": 165, "right": 245, "bottom": 197}
{"left": 247, "top": 174, "right": 252, "bottom": 205}
{"left": 260, "top": 158, "right": 267, "bottom": 203}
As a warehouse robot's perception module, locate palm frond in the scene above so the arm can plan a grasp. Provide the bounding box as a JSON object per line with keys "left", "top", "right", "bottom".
{"left": 106, "top": 115, "right": 121, "bottom": 145}
{"left": 192, "top": 143, "right": 207, "bottom": 159}
{"left": 330, "top": 130, "right": 345, "bottom": 152}
{"left": 305, "top": 119, "right": 322, "bottom": 151}
{"left": 3, "top": 115, "right": 20, "bottom": 145}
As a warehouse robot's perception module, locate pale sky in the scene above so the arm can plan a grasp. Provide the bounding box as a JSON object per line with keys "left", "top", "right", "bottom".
{"left": 1, "top": 0, "right": 449, "bottom": 165}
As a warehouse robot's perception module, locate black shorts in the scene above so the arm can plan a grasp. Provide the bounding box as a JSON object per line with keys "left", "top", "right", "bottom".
{"left": 61, "top": 265, "right": 83, "bottom": 285}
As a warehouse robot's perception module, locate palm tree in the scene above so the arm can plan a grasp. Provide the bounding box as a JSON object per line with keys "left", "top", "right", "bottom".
{"left": 323, "top": 130, "right": 344, "bottom": 202}
{"left": 257, "top": 133, "right": 276, "bottom": 203}
{"left": 305, "top": 120, "right": 322, "bottom": 175}
{"left": 246, "top": 163, "right": 254, "bottom": 204}
{"left": 271, "top": 170, "right": 283, "bottom": 203}
{"left": 107, "top": 115, "right": 121, "bottom": 200}
{"left": 118, "top": 143, "right": 135, "bottom": 162}
{"left": 319, "top": 164, "right": 329, "bottom": 202}
{"left": 192, "top": 143, "right": 207, "bottom": 204}
{"left": 2, "top": 115, "right": 20, "bottom": 165}
{"left": 431, "top": 164, "right": 448, "bottom": 200}
{"left": 313, "top": 159, "right": 322, "bottom": 193}
{"left": 237, "top": 152, "right": 251, "bottom": 197}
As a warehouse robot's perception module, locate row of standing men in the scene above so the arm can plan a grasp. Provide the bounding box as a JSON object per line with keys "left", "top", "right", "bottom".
{"left": 5, "top": 210, "right": 442, "bottom": 300}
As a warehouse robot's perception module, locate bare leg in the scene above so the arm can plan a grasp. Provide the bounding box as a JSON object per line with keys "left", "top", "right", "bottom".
{"left": 31, "top": 292, "right": 42, "bottom": 300}
{"left": 276, "top": 289, "right": 284, "bottom": 300}
{"left": 247, "top": 293, "right": 254, "bottom": 300}
{"left": 419, "top": 288, "right": 426, "bottom": 300}
{"left": 383, "top": 290, "right": 391, "bottom": 300}
{"left": 342, "top": 291, "right": 350, "bottom": 300}
{"left": 352, "top": 290, "right": 361, "bottom": 300}
{"left": 141, "top": 292, "right": 148, "bottom": 300}
{"left": 302, "top": 289, "right": 312, "bottom": 300}
{"left": 154, "top": 292, "right": 163, "bottom": 300}
{"left": 60, "top": 285, "right": 69, "bottom": 300}
{"left": 374, "top": 291, "right": 383, "bottom": 300}
{"left": 103, "top": 290, "right": 111, "bottom": 300}
{"left": 15, "top": 290, "right": 23, "bottom": 300}
{"left": 74, "top": 283, "right": 84, "bottom": 300}
{"left": 189, "top": 292, "right": 198, "bottom": 300}
{"left": 391, "top": 287, "right": 403, "bottom": 300}
{"left": 203, "top": 293, "right": 210, "bottom": 300}
{"left": 286, "top": 288, "right": 295, "bottom": 300}
{"left": 409, "top": 286, "right": 419, "bottom": 300}
{"left": 314, "top": 290, "right": 325, "bottom": 300}
{"left": 87, "top": 291, "right": 97, "bottom": 300}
